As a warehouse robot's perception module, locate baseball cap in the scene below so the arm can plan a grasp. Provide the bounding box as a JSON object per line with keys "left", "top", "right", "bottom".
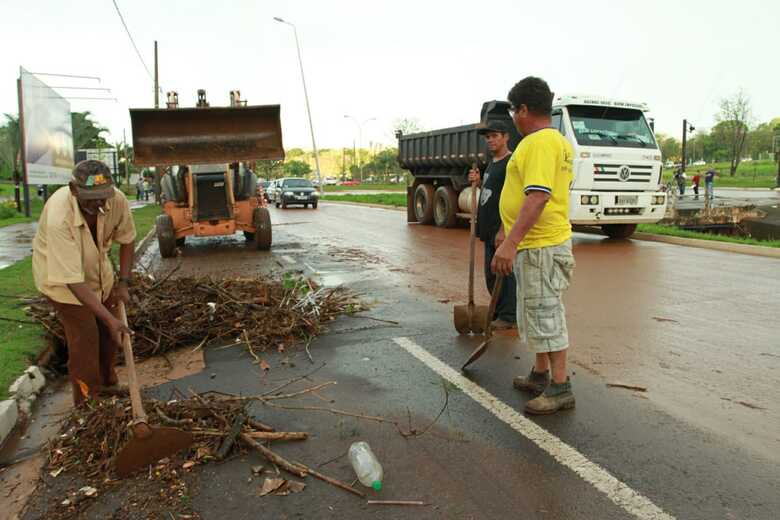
{"left": 71, "top": 160, "right": 115, "bottom": 200}
{"left": 478, "top": 120, "right": 512, "bottom": 135}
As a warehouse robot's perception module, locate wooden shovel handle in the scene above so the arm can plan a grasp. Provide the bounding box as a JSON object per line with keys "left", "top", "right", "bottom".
{"left": 467, "top": 168, "right": 480, "bottom": 306}
{"left": 484, "top": 276, "right": 504, "bottom": 337}
{"left": 117, "top": 302, "right": 147, "bottom": 426}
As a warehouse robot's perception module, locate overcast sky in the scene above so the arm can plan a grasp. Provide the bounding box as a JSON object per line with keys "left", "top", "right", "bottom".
{"left": 1, "top": 0, "right": 777, "bottom": 151}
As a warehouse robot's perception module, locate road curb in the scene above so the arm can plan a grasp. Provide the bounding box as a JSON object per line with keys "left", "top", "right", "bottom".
{"left": 322, "top": 200, "right": 406, "bottom": 212}
{"left": 0, "top": 223, "right": 158, "bottom": 449}
{"left": 630, "top": 232, "right": 780, "bottom": 258}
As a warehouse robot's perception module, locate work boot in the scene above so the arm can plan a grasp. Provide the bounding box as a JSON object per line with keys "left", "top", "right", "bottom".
{"left": 491, "top": 318, "right": 517, "bottom": 330}
{"left": 524, "top": 378, "right": 575, "bottom": 415}
{"left": 512, "top": 369, "right": 550, "bottom": 396}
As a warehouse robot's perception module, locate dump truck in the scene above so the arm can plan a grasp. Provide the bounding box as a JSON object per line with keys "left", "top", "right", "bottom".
{"left": 130, "top": 90, "right": 284, "bottom": 257}
{"left": 397, "top": 97, "right": 667, "bottom": 238}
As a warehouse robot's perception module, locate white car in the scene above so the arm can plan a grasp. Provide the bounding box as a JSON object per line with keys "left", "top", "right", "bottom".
{"left": 324, "top": 177, "right": 338, "bottom": 185}
{"left": 692, "top": 160, "right": 706, "bottom": 166}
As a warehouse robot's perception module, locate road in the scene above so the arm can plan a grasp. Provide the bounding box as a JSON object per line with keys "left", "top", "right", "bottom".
{"left": 23, "top": 201, "right": 780, "bottom": 519}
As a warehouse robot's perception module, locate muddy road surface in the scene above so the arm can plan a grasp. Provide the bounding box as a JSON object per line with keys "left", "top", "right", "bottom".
{"left": 20, "top": 201, "right": 780, "bottom": 520}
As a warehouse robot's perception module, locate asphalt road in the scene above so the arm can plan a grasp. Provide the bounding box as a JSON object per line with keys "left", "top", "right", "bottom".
{"left": 24, "top": 201, "right": 780, "bottom": 519}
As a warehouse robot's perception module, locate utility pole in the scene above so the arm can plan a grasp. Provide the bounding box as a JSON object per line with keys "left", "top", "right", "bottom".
{"left": 153, "top": 40, "right": 162, "bottom": 204}
{"left": 123, "top": 129, "right": 130, "bottom": 192}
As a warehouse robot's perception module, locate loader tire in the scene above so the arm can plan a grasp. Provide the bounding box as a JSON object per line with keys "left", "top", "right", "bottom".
{"left": 414, "top": 183, "right": 435, "bottom": 225}
{"left": 252, "top": 207, "right": 272, "bottom": 251}
{"left": 433, "top": 185, "right": 459, "bottom": 228}
{"left": 601, "top": 224, "right": 637, "bottom": 239}
{"left": 156, "top": 214, "right": 176, "bottom": 258}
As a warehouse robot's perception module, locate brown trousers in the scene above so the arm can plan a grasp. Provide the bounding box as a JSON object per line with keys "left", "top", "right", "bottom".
{"left": 50, "top": 299, "right": 120, "bottom": 406}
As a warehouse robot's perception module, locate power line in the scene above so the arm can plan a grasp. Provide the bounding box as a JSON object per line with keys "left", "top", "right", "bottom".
{"left": 111, "top": 0, "right": 161, "bottom": 93}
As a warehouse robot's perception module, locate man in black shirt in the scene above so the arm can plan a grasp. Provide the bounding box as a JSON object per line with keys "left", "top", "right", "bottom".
{"left": 468, "top": 120, "right": 517, "bottom": 329}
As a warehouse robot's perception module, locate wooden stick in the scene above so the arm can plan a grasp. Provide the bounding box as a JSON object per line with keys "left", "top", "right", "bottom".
{"left": 239, "top": 433, "right": 307, "bottom": 478}
{"left": 303, "top": 466, "right": 366, "bottom": 498}
{"left": 217, "top": 413, "right": 245, "bottom": 460}
{"left": 244, "top": 431, "right": 308, "bottom": 441}
{"left": 247, "top": 417, "right": 275, "bottom": 432}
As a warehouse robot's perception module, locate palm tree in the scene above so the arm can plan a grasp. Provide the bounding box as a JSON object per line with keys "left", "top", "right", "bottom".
{"left": 71, "top": 111, "right": 109, "bottom": 151}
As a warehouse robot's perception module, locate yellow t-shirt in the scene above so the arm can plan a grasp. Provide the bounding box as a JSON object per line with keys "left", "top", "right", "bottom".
{"left": 499, "top": 128, "right": 573, "bottom": 250}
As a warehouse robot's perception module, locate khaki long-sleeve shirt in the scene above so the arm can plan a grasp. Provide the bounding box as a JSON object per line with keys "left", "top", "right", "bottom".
{"left": 32, "top": 187, "right": 136, "bottom": 305}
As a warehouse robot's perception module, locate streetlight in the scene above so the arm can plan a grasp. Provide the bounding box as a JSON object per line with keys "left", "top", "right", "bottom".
{"left": 273, "top": 16, "right": 322, "bottom": 191}
{"left": 344, "top": 115, "right": 376, "bottom": 182}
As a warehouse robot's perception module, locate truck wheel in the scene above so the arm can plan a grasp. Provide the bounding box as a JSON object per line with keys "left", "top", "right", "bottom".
{"left": 156, "top": 214, "right": 176, "bottom": 258}
{"left": 601, "top": 223, "right": 637, "bottom": 239}
{"left": 433, "top": 186, "right": 459, "bottom": 228}
{"left": 414, "top": 184, "right": 435, "bottom": 224}
{"left": 252, "top": 207, "right": 272, "bottom": 250}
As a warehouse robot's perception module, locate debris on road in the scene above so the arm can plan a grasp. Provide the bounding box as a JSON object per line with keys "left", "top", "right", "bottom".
{"left": 606, "top": 382, "right": 648, "bottom": 392}
{"left": 26, "top": 273, "right": 365, "bottom": 362}
{"left": 652, "top": 316, "right": 679, "bottom": 323}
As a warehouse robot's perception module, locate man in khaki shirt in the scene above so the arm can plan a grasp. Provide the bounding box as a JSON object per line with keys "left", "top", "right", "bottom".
{"left": 33, "top": 160, "right": 136, "bottom": 405}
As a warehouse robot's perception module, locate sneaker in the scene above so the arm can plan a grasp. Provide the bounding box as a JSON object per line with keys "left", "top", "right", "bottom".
{"left": 491, "top": 319, "right": 517, "bottom": 330}
{"left": 524, "top": 378, "right": 575, "bottom": 415}
{"left": 512, "top": 369, "right": 550, "bottom": 396}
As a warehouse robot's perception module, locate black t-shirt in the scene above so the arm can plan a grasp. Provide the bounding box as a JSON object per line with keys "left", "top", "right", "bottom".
{"left": 476, "top": 155, "right": 511, "bottom": 242}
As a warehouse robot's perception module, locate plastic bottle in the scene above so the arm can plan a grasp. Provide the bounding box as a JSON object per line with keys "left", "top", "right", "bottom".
{"left": 348, "top": 441, "right": 383, "bottom": 491}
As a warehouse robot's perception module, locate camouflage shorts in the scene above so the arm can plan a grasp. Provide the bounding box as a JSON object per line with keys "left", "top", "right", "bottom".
{"left": 513, "top": 240, "right": 575, "bottom": 353}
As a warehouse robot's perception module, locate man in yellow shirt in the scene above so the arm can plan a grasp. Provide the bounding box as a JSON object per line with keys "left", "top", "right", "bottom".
{"left": 492, "top": 77, "right": 576, "bottom": 415}
{"left": 32, "top": 160, "right": 135, "bottom": 406}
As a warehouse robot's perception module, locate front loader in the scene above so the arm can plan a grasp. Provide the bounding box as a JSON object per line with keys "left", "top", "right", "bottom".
{"left": 130, "top": 90, "right": 284, "bottom": 257}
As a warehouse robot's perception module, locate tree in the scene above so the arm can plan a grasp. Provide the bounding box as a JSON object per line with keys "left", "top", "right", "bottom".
{"left": 392, "top": 118, "right": 424, "bottom": 137}
{"left": 715, "top": 89, "right": 753, "bottom": 175}
{"left": 0, "top": 114, "right": 20, "bottom": 180}
{"left": 655, "top": 133, "right": 680, "bottom": 162}
{"left": 281, "top": 159, "right": 311, "bottom": 177}
{"left": 255, "top": 160, "right": 283, "bottom": 179}
{"left": 71, "top": 111, "right": 109, "bottom": 151}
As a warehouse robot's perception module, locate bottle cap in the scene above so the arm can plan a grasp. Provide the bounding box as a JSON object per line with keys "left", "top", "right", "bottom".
{"left": 372, "top": 480, "right": 382, "bottom": 491}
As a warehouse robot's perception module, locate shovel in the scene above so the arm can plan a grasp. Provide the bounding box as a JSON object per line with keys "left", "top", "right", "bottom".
{"left": 454, "top": 174, "right": 489, "bottom": 334}
{"left": 114, "top": 302, "right": 193, "bottom": 478}
{"left": 461, "top": 276, "right": 503, "bottom": 371}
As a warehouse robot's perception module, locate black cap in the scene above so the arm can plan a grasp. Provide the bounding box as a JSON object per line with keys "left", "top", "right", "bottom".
{"left": 478, "top": 120, "right": 512, "bottom": 135}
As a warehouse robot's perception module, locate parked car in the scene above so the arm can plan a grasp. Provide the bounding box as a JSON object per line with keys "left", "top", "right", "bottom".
{"left": 324, "top": 177, "right": 338, "bottom": 185}
{"left": 692, "top": 160, "right": 706, "bottom": 166}
{"left": 339, "top": 180, "right": 361, "bottom": 186}
{"left": 273, "top": 177, "right": 320, "bottom": 209}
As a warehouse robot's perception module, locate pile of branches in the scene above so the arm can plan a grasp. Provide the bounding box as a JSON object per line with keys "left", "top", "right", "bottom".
{"left": 45, "top": 388, "right": 365, "bottom": 518}
{"left": 27, "top": 274, "right": 364, "bottom": 360}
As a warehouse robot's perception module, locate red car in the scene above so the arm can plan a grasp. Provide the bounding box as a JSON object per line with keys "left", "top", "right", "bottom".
{"left": 339, "top": 180, "right": 362, "bottom": 186}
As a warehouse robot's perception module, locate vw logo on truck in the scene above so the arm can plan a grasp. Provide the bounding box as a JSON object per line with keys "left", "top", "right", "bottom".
{"left": 618, "top": 165, "right": 631, "bottom": 182}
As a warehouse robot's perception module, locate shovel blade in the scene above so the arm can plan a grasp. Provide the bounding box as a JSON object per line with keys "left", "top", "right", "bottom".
{"left": 461, "top": 337, "right": 493, "bottom": 371}
{"left": 115, "top": 426, "right": 193, "bottom": 478}
{"left": 453, "top": 304, "right": 489, "bottom": 334}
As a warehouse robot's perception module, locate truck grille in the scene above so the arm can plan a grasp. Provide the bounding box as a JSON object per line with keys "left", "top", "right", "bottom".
{"left": 593, "top": 163, "right": 654, "bottom": 184}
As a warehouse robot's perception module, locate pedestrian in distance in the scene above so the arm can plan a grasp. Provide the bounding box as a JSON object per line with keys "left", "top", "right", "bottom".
{"left": 142, "top": 178, "right": 151, "bottom": 201}
{"left": 674, "top": 167, "right": 686, "bottom": 196}
{"left": 135, "top": 177, "right": 144, "bottom": 201}
{"left": 692, "top": 172, "right": 701, "bottom": 200}
{"left": 704, "top": 167, "right": 716, "bottom": 200}
{"left": 467, "top": 120, "right": 518, "bottom": 330}
{"left": 492, "top": 76, "right": 576, "bottom": 415}
{"left": 32, "top": 160, "right": 136, "bottom": 407}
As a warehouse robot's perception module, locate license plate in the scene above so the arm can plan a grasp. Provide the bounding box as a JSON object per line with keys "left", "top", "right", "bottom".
{"left": 616, "top": 195, "right": 638, "bottom": 205}
{"left": 296, "top": 195, "right": 308, "bottom": 200}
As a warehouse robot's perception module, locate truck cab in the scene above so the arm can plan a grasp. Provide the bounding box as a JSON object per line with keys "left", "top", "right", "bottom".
{"left": 552, "top": 95, "right": 667, "bottom": 238}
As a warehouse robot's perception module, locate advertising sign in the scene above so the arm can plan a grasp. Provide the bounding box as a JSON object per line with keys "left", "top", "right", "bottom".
{"left": 20, "top": 68, "right": 74, "bottom": 184}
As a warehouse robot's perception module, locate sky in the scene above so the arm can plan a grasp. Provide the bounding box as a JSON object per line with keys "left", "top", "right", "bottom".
{"left": 1, "top": 0, "right": 778, "bottom": 151}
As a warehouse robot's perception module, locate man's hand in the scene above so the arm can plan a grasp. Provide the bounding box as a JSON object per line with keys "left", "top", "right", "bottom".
{"left": 468, "top": 168, "right": 480, "bottom": 185}
{"left": 106, "top": 282, "right": 130, "bottom": 309}
{"left": 491, "top": 239, "right": 517, "bottom": 276}
{"left": 495, "top": 227, "right": 506, "bottom": 247}
{"left": 105, "top": 315, "right": 133, "bottom": 347}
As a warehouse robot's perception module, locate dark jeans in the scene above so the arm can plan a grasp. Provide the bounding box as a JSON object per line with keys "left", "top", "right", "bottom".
{"left": 483, "top": 236, "right": 517, "bottom": 323}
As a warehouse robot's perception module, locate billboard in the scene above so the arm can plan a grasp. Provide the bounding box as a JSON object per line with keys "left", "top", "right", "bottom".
{"left": 20, "top": 68, "right": 74, "bottom": 184}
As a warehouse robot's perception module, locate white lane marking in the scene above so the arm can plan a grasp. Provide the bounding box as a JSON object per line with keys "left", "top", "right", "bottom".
{"left": 392, "top": 336, "right": 675, "bottom": 520}
{"left": 281, "top": 255, "right": 295, "bottom": 265}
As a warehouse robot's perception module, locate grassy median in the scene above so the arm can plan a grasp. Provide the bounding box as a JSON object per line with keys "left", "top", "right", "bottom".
{"left": 636, "top": 223, "right": 780, "bottom": 248}
{"left": 322, "top": 193, "right": 406, "bottom": 207}
{"left": 0, "top": 203, "right": 160, "bottom": 399}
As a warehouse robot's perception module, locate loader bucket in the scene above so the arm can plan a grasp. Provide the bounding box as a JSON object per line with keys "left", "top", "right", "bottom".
{"left": 129, "top": 105, "right": 284, "bottom": 166}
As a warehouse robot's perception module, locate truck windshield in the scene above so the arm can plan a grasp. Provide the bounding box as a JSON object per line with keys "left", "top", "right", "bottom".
{"left": 567, "top": 105, "right": 657, "bottom": 149}
{"left": 284, "top": 179, "right": 313, "bottom": 188}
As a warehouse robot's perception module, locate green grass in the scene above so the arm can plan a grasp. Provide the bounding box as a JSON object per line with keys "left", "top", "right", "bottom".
{"left": 0, "top": 202, "right": 160, "bottom": 400}
{"left": 661, "top": 160, "right": 778, "bottom": 188}
{"left": 637, "top": 223, "right": 780, "bottom": 248}
{"left": 322, "top": 193, "right": 407, "bottom": 207}
{"left": 0, "top": 182, "right": 45, "bottom": 228}
{"left": 321, "top": 183, "right": 406, "bottom": 192}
